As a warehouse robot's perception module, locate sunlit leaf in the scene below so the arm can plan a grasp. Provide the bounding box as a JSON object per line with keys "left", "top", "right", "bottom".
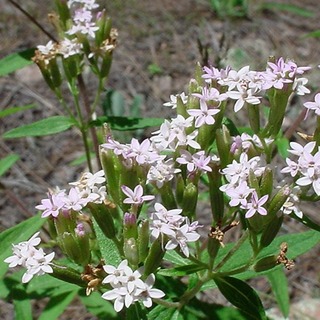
{"left": 214, "top": 276, "right": 267, "bottom": 320}
{"left": 0, "top": 48, "right": 35, "bottom": 76}
{"left": 0, "top": 104, "right": 36, "bottom": 118}
{"left": 0, "top": 154, "right": 19, "bottom": 177}
{"left": 3, "top": 116, "right": 76, "bottom": 138}
{"left": 90, "top": 116, "right": 163, "bottom": 131}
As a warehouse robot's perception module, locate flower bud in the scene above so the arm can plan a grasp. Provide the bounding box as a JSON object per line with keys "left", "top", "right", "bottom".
{"left": 259, "top": 166, "right": 273, "bottom": 198}
{"left": 253, "top": 255, "right": 278, "bottom": 272}
{"left": 123, "top": 212, "right": 138, "bottom": 240}
{"left": 100, "top": 147, "right": 121, "bottom": 205}
{"left": 88, "top": 202, "right": 116, "bottom": 239}
{"left": 266, "top": 185, "right": 290, "bottom": 221}
{"left": 137, "top": 219, "right": 150, "bottom": 263}
{"left": 124, "top": 238, "right": 139, "bottom": 266}
{"left": 57, "top": 231, "right": 91, "bottom": 266}
{"left": 51, "top": 263, "right": 87, "bottom": 287}
{"left": 95, "top": 11, "right": 112, "bottom": 46}
{"left": 207, "top": 238, "right": 221, "bottom": 262}
{"left": 260, "top": 215, "right": 283, "bottom": 248}
{"left": 181, "top": 182, "right": 198, "bottom": 219}
{"left": 143, "top": 238, "right": 165, "bottom": 276}
{"left": 247, "top": 104, "right": 260, "bottom": 133}
{"left": 207, "top": 165, "right": 224, "bottom": 223}
{"left": 215, "top": 125, "right": 232, "bottom": 168}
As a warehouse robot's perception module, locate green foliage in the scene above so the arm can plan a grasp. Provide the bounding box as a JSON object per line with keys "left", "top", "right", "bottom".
{"left": 0, "top": 104, "right": 36, "bottom": 118}
{"left": 260, "top": 2, "right": 314, "bottom": 17}
{"left": 0, "top": 154, "right": 19, "bottom": 177}
{"left": 0, "top": 49, "right": 35, "bottom": 76}
{"left": 209, "top": 0, "right": 248, "bottom": 18}
{"left": 91, "top": 116, "right": 164, "bottom": 131}
{"left": 147, "top": 63, "right": 163, "bottom": 76}
{"left": 267, "top": 268, "right": 290, "bottom": 318}
{"left": 3, "top": 116, "right": 76, "bottom": 138}
{"left": 214, "top": 276, "right": 267, "bottom": 320}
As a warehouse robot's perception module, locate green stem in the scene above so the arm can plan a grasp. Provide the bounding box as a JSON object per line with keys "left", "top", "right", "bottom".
{"left": 213, "top": 230, "right": 249, "bottom": 271}
{"left": 153, "top": 298, "right": 180, "bottom": 309}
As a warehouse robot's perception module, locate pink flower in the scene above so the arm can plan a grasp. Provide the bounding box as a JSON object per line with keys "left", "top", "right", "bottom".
{"left": 243, "top": 191, "right": 268, "bottom": 218}
{"left": 121, "top": 185, "right": 155, "bottom": 205}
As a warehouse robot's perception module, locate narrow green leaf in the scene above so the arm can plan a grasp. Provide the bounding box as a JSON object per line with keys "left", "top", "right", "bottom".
{"left": 0, "top": 154, "right": 19, "bottom": 177}
{"left": 261, "top": 3, "right": 314, "bottom": 17}
{"left": 26, "top": 273, "right": 79, "bottom": 296}
{"left": 304, "top": 30, "right": 320, "bottom": 38}
{"left": 90, "top": 116, "right": 164, "bottom": 131}
{"left": 164, "top": 250, "right": 189, "bottom": 266}
{"left": 157, "top": 264, "right": 206, "bottom": 277}
{"left": 214, "top": 276, "right": 267, "bottom": 320}
{"left": 148, "top": 305, "right": 177, "bottom": 320}
{"left": 0, "top": 214, "right": 45, "bottom": 279}
{"left": 3, "top": 116, "right": 75, "bottom": 138}
{"left": 13, "top": 298, "right": 33, "bottom": 320}
{"left": 92, "top": 219, "right": 121, "bottom": 266}
{"left": 38, "top": 290, "right": 77, "bottom": 320}
{"left": 0, "top": 48, "right": 35, "bottom": 76}
{"left": 267, "top": 268, "right": 290, "bottom": 318}
{"left": 275, "top": 136, "right": 289, "bottom": 158}
{"left": 0, "top": 104, "right": 36, "bottom": 118}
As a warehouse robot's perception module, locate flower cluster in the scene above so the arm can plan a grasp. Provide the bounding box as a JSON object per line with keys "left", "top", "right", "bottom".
{"left": 150, "top": 203, "right": 201, "bottom": 257}
{"left": 35, "top": 170, "right": 106, "bottom": 218}
{"left": 101, "top": 260, "right": 165, "bottom": 312}
{"left": 4, "top": 232, "right": 55, "bottom": 283}
{"left": 281, "top": 141, "right": 320, "bottom": 195}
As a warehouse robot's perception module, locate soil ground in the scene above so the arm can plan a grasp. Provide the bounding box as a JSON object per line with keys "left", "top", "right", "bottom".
{"left": 1, "top": 0, "right": 320, "bottom": 319}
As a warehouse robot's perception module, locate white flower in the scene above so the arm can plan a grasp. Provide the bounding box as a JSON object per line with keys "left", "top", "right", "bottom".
{"left": 121, "top": 185, "right": 155, "bottom": 205}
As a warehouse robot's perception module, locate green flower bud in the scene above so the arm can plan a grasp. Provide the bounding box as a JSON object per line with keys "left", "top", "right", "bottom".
{"left": 266, "top": 185, "right": 290, "bottom": 221}
{"left": 215, "top": 125, "right": 231, "bottom": 168}
{"left": 207, "top": 164, "right": 224, "bottom": 223}
{"left": 247, "top": 103, "right": 260, "bottom": 133}
{"left": 124, "top": 238, "right": 139, "bottom": 266}
{"left": 95, "top": 11, "right": 112, "bottom": 47}
{"left": 88, "top": 202, "right": 116, "bottom": 239}
{"left": 260, "top": 215, "right": 283, "bottom": 248}
{"left": 100, "top": 147, "right": 121, "bottom": 205}
{"left": 137, "top": 219, "right": 150, "bottom": 263}
{"left": 123, "top": 212, "right": 138, "bottom": 240}
{"left": 143, "top": 238, "right": 165, "bottom": 276}
{"left": 57, "top": 230, "right": 91, "bottom": 266}
{"left": 207, "top": 238, "right": 221, "bottom": 263}
{"left": 181, "top": 182, "right": 198, "bottom": 219}
{"left": 259, "top": 166, "right": 273, "bottom": 198}
{"left": 175, "top": 174, "right": 185, "bottom": 206}
{"left": 254, "top": 255, "right": 278, "bottom": 272}
{"left": 51, "top": 263, "right": 86, "bottom": 287}
{"left": 48, "top": 58, "right": 62, "bottom": 88}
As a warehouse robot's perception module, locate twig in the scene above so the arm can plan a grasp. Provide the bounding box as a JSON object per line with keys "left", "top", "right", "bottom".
{"left": 7, "top": 0, "right": 57, "bottom": 42}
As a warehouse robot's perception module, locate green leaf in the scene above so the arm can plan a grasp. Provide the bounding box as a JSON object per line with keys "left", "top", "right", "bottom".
{"left": 275, "top": 136, "right": 289, "bottom": 158}
{"left": 26, "top": 273, "right": 79, "bottom": 297}
{"left": 267, "top": 268, "right": 290, "bottom": 318}
{"left": 0, "top": 154, "right": 19, "bottom": 177}
{"left": 304, "top": 30, "right": 320, "bottom": 38}
{"left": 0, "top": 104, "right": 36, "bottom": 118}
{"left": 38, "top": 290, "right": 78, "bottom": 320}
{"left": 3, "top": 116, "right": 75, "bottom": 138}
{"left": 157, "top": 264, "right": 206, "bottom": 277}
{"left": 0, "top": 48, "right": 35, "bottom": 76}
{"left": 261, "top": 3, "right": 314, "bottom": 17}
{"left": 0, "top": 214, "right": 45, "bottom": 279}
{"left": 90, "top": 116, "right": 163, "bottom": 131}
{"left": 214, "top": 276, "right": 267, "bottom": 320}
{"left": 148, "top": 305, "right": 177, "bottom": 320}
{"left": 92, "top": 219, "right": 121, "bottom": 266}
{"left": 79, "top": 291, "right": 118, "bottom": 319}
{"left": 164, "top": 250, "right": 189, "bottom": 266}
{"left": 13, "top": 297, "right": 33, "bottom": 320}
